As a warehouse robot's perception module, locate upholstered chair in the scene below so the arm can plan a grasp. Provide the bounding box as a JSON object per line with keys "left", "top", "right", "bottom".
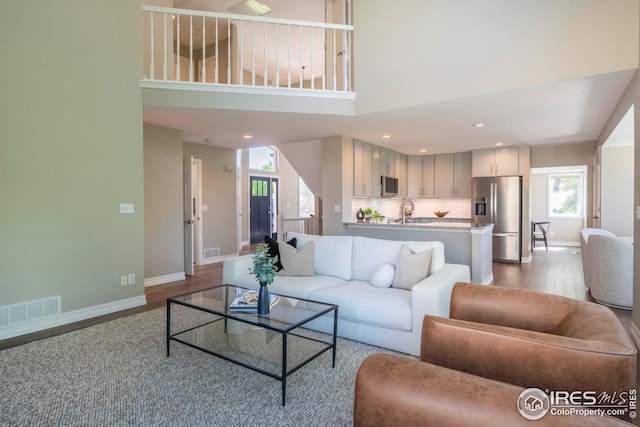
{"left": 422, "top": 282, "right": 636, "bottom": 401}
{"left": 582, "top": 233, "right": 633, "bottom": 309}
{"left": 580, "top": 227, "right": 616, "bottom": 290}
{"left": 354, "top": 354, "right": 633, "bottom": 427}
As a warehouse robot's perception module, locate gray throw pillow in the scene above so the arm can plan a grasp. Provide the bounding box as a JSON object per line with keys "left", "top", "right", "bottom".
{"left": 392, "top": 245, "right": 433, "bottom": 289}
{"left": 278, "top": 242, "right": 315, "bottom": 276}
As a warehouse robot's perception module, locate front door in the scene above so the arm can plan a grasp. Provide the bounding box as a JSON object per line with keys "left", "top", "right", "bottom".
{"left": 249, "top": 176, "right": 278, "bottom": 243}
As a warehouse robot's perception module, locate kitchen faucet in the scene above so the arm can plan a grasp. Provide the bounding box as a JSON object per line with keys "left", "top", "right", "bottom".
{"left": 401, "top": 199, "right": 414, "bottom": 224}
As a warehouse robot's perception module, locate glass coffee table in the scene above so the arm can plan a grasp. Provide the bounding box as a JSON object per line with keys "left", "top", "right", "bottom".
{"left": 166, "top": 284, "right": 338, "bottom": 406}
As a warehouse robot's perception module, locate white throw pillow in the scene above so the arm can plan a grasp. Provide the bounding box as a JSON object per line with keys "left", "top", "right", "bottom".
{"left": 392, "top": 245, "right": 433, "bottom": 290}
{"left": 369, "top": 262, "right": 395, "bottom": 288}
{"left": 278, "top": 242, "right": 315, "bottom": 276}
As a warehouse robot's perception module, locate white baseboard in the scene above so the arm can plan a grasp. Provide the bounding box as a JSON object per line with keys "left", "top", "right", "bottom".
{"left": 0, "top": 295, "right": 147, "bottom": 341}
{"left": 144, "top": 272, "right": 186, "bottom": 287}
{"left": 630, "top": 323, "right": 640, "bottom": 350}
{"left": 481, "top": 273, "right": 494, "bottom": 285}
{"left": 521, "top": 254, "right": 532, "bottom": 264}
{"left": 547, "top": 240, "right": 580, "bottom": 247}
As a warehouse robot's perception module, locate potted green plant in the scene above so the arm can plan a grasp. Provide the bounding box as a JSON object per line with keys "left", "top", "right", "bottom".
{"left": 250, "top": 243, "right": 278, "bottom": 314}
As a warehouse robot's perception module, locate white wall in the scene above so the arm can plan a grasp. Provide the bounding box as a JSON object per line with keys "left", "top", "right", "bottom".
{"left": 601, "top": 145, "right": 634, "bottom": 236}
{"left": 353, "top": 0, "right": 638, "bottom": 114}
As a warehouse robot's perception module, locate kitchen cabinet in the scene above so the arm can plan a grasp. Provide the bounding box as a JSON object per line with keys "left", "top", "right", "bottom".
{"left": 395, "top": 153, "right": 408, "bottom": 197}
{"left": 380, "top": 148, "right": 395, "bottom": 177}
{"left": 407, "top": 155, "right": 423, "bottom": 198}
{"left": 372, "top": 145, "right": 381, "bottom": 197}
{"left": 472, "top": 147, "right": 519, "bottom": 177}
{"left": 434, "top": 152, "right": 471, "bottom": 198}
{"left": 353, "top": 140, "right": 373, "bottom": 197}
{"left": 422, "top": 155, "right": 435, "bottom": 198}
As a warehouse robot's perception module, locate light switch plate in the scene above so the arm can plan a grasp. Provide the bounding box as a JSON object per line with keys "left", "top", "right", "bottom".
{"left": 334, "top": 204, "right": 341, "bottom": 212}
{"left": 119, "top": 203, "right": 134, "bottom": 214}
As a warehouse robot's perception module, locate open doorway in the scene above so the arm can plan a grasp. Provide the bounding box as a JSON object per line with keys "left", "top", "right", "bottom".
{"left": 183, "top": 156, "right": 203, "bottom": 276}
{"left": 600, "top": 105, "right": 635, "bottom": 237}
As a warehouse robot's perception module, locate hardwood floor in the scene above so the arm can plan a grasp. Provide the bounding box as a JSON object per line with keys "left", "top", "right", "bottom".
{"left": 0, "top": 244, "right": 632, "bottom": 348}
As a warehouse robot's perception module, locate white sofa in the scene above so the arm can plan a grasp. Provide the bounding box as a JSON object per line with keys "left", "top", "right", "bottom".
{"left": 222, "top": 232, "right": 470, "bottom": 356}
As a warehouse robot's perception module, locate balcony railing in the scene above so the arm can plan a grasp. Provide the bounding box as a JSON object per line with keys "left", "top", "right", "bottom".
{"left": 142, "top": 6, "right": 354, "bottom": 94}
{"left": 279, "top": 215, "right": 321, "bottom": 238}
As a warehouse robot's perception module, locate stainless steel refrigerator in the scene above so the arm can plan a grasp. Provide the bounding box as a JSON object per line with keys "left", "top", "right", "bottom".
{"left": 471, "top": 176, "right": 522, "bottom": 263}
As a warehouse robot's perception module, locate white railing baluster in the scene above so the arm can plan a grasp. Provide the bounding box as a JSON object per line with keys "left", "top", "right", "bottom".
{"left": 215, "top": 17, "right": 219, "bottom": 84}
{"left": 252, "top": 21, "right": 255, "bottom": 86}
{"left": 176, "top": 14, "right": 180, "bottom": 81}
{"left": 287, "top": 24, "right": 291, "bottom": 88}
{"left": 299, "top": 25, "right": 303, "bottom": 89}
{"left": 189, "top": 15, "right": 193, "bottom": 82}
{"left": 150, "top": 12, "right": 154, "bottom": 79}
{"left": 163, "top": 12, "right": 168, "bottom": 80}
{"left": 202, "top": 16, "right": 206, "bottom": 83}
{"left": 142, "top": 6, "right": 354, "bottom": 93}
{"left": 276, "top": 24, "right": 280, "bottom": 87}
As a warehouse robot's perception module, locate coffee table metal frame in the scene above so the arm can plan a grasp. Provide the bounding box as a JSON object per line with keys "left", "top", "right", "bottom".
{"left": 166, "top": 284, "right": 338, "bottom": 406}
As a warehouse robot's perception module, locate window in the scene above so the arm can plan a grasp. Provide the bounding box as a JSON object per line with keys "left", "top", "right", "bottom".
{"left": 249, "top": 146, "right": 277, "bottom": 171}
{"left": 548, "top": 173, "right": 583, "bottom": 218}
{"left": 299, "top": 177, "right": 315, "bottom": 217}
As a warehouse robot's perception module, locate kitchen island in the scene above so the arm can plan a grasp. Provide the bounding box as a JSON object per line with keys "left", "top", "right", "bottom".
{"left": 346, "top": 222, "right": 494, "bottom": 284}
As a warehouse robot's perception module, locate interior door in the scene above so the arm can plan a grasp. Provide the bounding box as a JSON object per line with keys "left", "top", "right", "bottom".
{"left": 183, "top": 157, "right": 195, "bottom": 275}
{"left": 250, "top": 176, "right": 272, "bottom": 244}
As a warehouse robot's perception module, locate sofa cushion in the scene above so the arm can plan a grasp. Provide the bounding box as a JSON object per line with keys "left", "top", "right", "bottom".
{"left": 309, "top": 281, "right": 412, "bottom": 331}
{"left": 352, "top": 236, "right": 445, "bottom": 281}
{"left": 370, "top": 262, "right": 395, "bottom": 288}
{"left": 393, "top": 246, "right": 433, "bottom": 290}
{"left": 287, "top": 232, "right": 353, "bottom": 280}
{"left": 264, "top": 235, "right": 297, "bottom": 271}
{"left": 278, "top": 242, "right": 315, "bottom": 276}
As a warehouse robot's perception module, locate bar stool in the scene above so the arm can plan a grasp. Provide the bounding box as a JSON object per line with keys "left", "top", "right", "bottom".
{"left": 531, "top": 221, "right": 550, "bottom": 251}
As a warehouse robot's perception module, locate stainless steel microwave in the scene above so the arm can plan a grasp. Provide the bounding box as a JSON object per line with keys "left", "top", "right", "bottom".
{"left": 381, "top": 176, "right": 398, "bottom": 198}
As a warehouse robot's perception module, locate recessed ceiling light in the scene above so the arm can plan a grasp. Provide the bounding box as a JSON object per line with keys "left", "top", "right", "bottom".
{"left": 382, "top": 134, "right": 391, "bottom": 139}
{"left": 243, "top": 134, "right": 253, "bottom": 139}
{"left": 473, "top": 123, "right": 486, "bottom": 127}
{"left": 495, "top": 142, "right": 504, "bottom": 146}
{"left": 419, "top": 149, "right": 427, "bottom": 153}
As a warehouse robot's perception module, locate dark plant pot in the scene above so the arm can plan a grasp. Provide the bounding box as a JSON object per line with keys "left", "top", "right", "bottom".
{"left": 258, "top": 282, "right": 270, "bottom": 315}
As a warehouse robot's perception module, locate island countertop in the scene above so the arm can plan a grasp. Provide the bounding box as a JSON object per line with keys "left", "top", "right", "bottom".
{"left": 346, "top": 222, "right": 494, "bottom": 284}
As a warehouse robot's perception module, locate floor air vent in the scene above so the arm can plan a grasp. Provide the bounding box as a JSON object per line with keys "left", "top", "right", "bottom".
{"left": 204, "top": 248, "right": 220, "bottom": 259}
{"left": 0, "top": 296, "right": 61, "bottom": 327}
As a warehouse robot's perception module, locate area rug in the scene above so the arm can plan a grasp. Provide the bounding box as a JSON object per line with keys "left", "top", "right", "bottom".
{"left": 0, "top": 307, "right": 405, "bottom": 427}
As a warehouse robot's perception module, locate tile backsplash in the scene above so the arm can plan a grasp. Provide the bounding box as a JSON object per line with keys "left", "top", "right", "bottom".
{"left": 351, "top": 198, "right": 471, "bottom": 222}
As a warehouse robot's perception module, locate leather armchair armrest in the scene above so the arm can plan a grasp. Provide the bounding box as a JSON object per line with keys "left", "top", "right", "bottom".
{"left": 449, "top": 282, "right": 577, "bottom": 332}
{"left": 354, "top": 354, "right": 631, "bottom": 427}
{"left": 420, "top": 315, "right": 636, "bottom": 396}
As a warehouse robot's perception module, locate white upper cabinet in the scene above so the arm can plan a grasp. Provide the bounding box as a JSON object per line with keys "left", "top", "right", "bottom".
{"left": 395, "top": 153, "right": 408, "bottom": 197}
{"left": 371, "top": 145, "right": 381, "bottom": 197}
{"left": 472, "top": 147, "right": 519, "bottom": 177}
{"left": 353, "top": 140, "right": 373, "bottom": 197}
{"left": 422, "top": 155, "right": 435, "bottom": 198}
{"left": 435, "top": 152, "right": 471, "bottom": 198}
{"left": 407, "top": 155, "right": 423, "bottom": 198}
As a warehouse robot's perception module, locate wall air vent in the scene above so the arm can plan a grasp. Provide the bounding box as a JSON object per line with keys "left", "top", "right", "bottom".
{"left": 204, "top": 248, "right": 220, "bottom": 259}
{"left": 0, "top": 296, "right": 61, "bottom": 327}
{"left": 228, "top": 0, "right": 272, "bottom": 16}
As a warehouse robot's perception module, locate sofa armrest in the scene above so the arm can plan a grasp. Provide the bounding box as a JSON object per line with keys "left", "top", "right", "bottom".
{"left": 222, "top": 254, "right": 252, "bottom": 284}
{"left": 354, "top": 354, "right": 629, "bottom": 427}
{"left": 420, "top": 315, "right": 637, "bottom": 396}
{"left": 410, "top": 263, "right": 470, "bottom": 332}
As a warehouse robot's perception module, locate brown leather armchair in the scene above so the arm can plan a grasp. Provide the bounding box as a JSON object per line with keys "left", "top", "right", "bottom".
{"left": 354, "top": 283, "right": 637, "bottom": 426}
{"left": 422, "top": 282, "right": 636, "bottom": 397}
{"left": 355, "top": 354, "right": 633, "bottom": 427}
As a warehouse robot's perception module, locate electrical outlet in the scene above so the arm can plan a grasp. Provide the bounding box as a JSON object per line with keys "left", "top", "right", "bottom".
{"left": 119, "top": 203, "right": 135, "bottom": 214}
{"left": 127, "top": 273, "right": 135, "bottom": 285}
{"left": 120, "top": 275, "right": 128, "bottom": 286}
